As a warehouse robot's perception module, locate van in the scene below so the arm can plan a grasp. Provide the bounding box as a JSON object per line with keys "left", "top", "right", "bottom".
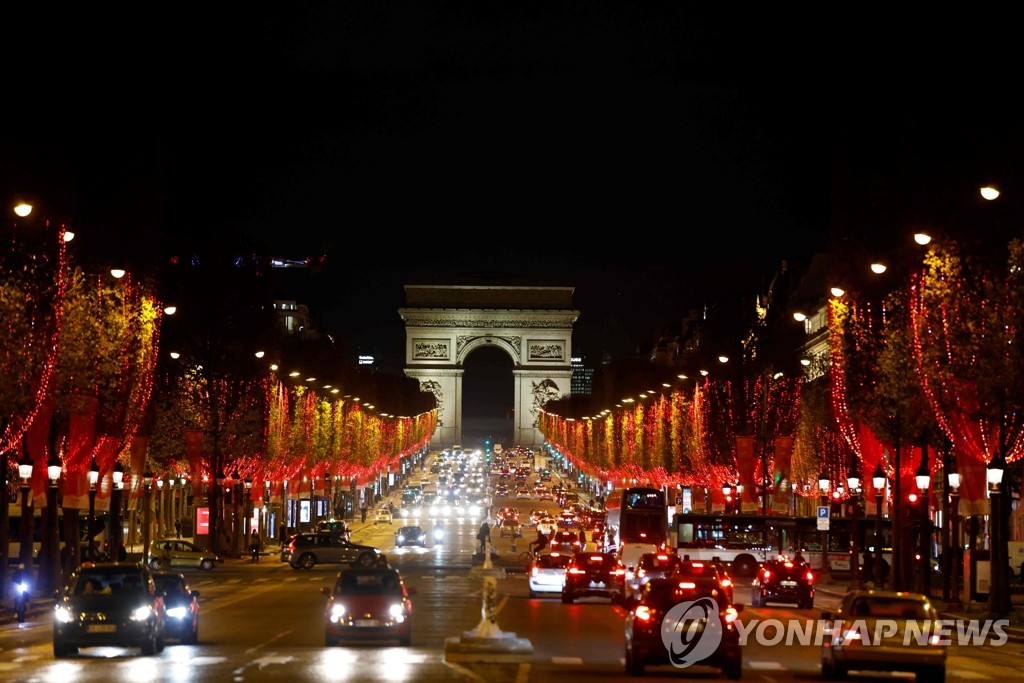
{"left": 618, "top": 541, "right": 659, "bottom": 584}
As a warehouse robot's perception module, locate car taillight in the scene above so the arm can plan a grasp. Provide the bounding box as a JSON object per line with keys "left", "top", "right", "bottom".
{"left": 637, "top": 569, "right": 647, "bottom": 578}
{"left": 720, "top": 578, "right": 732, "bottom": 588}
{"left": 762, "top": 569, "right": 771, "bottom": 580}
{"left": 806, "top": 571, "right": 814, "bottom": 583}
{"left": 678, "top": 581, "right": 696, "bottom": 589}
{"left": 634, "top": 605, "right": 654, "bottom": 622}
{"left": 613, "top": 567, "right": 625, "bottom": 577}
{"left": 569, "top": 567, "right": 585, "bottom": 575}
{"left": 531, "top": 567, "right": 539, "bottom": 577}
{"left": 724, "top": 606, "right": 739, "bottom": 623}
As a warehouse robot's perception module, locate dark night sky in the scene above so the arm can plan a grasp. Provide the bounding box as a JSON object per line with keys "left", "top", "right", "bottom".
{"left": 3, "top": 4, "right": 1019, "bottom": 382}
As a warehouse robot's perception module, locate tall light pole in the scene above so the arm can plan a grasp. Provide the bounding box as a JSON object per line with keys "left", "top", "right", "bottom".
{"left": 46, "top": 454, "right": 62, "bottom": 593}
{"left": 818, "top": 471, "right": 831, "bottom": 579}
{"left": 155, "top": 477, "right": 164, "bottom": 538}
{"left": 914, "top": 457, "right": 932, "bottom": 596}
{"left": 244, "top": 475, "right": 254, "bottom": 538}
{"left": 872, "top": 463, "right": 887, "bottom": 589}
{"left": 142, "top": 467, "right": 154, "bottom": 567}
{"left": 232, "top": 470, "right": 242, "bottom": 557}
{"left": 214, "top": 469, "right": 226, "bottom": 555}
{"left": 18, "top": 454, "right": 34, "bottom": 569}
{"left": 847, "top": 465, "right": 863, "bottom": 589}
{"left": 948, "top": 467, "right": 962, "bottom": 610}
{"left": 987, "top": 453, "right": 1007, "bottom": 618}
{"left": 87, "top": 456, "right": 99, "bottom": 562}
{"left": 110, "top": 461, "right": 124, "bottom": 560}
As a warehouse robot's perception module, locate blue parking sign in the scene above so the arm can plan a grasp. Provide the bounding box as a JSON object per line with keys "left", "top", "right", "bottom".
{"left": 817, "top": 506, "right": 829, "bottom": 518}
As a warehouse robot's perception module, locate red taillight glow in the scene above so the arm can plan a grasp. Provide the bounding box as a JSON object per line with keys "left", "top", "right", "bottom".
{"left": 724, "top": 606, "right": 739, "bottom": 623}
{"left": 784, "top": 561, "right": 794, "bottom": 568}
{"left": 806, "top": 571, "right": 814, "bottom": 582}
{"left": 569, "top": 567, "right": 585, "bottom": 575}
{"left": 678, "top": 581, "right": 697, "bottom": 589}
{"left": 656, "top": 554, "right": 669, "bottom": 561}
{"left": 614, "top": 568, "right": 626, "bottom": 576}
{"left": 691, "top": 562, "right": 704, "bottom": 568}
{"left": 762, "top": 570, "right": 771, "bottom": 580}
{"left": 634, "top": 605, "right": 654, "bottom": 622}
{"left": 720, "top": 578, "right": 732, "bottom": 587}
{"left": 531, "top": 567, "right": 539, "bottom": 577}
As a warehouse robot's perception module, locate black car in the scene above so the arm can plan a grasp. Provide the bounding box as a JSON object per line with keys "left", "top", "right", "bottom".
{"left": 561, "top": 551, "right": 626, "bottom": 604}
{"left": 151, "top": 570, "right": 200, "bottom": 644}
{"left": 750, "top": 556, "right": 815, "bottom": 609}
{"left": 624, "top": 576, "right": 743, "bottom": 678}
{"left": 394, "top": 525, "right": 427, "bottom": 548}
{"left": 52, "top": 562, "right": 166, "bottom": 657}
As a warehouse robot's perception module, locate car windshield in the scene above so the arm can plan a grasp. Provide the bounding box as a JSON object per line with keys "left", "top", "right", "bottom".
{"left": 74, "top": 571, "right": 146, "bottom": 596}
{"left": 153, "top": 576, "right": 187, "bottom": 595}
{"left": 335, "top": 571, "right": 403, "bottom": 596}
{"left": 536, "top": 554, "right": 571, "bottom": 569}
{"left": 849, "top": 597, "right": 930, "bottom": 619}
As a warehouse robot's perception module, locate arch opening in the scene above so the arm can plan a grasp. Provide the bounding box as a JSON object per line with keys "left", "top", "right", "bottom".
{"left": 461, "top": 345, "right": 513, "bottom": 445}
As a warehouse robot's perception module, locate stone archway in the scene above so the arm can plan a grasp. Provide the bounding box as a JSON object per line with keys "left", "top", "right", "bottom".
{"left": 399, "top": 283, "right": 579, "bottom": 448}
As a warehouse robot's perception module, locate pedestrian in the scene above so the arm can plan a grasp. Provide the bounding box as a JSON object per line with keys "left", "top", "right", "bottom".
{"left": 117, "top": 542, "right": 127, "bottom": 562}
{"left": 174, "top": 519, "right": 182, "bottom": 539}
{"left": 476, "top": 520, "right": 491, "bottom": 555}
{"left": 360, "top": 503, "right": 368, "bottom": 523}
{"left": 249, "top": 529, "right": 261, "bottom": 563}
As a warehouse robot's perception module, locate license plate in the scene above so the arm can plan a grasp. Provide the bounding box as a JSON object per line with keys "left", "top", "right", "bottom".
{"left": 87, "top": 624, "right": 117, "bottom": 634}
{"left": 354, "top": 619, "right": 380, "bottom": 627}
{"left": 781, "top": 580, "right": 798, "bottom": 587}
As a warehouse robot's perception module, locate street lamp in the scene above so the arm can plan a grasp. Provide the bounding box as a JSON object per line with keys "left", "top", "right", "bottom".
{"left": 987, "top": 453, "right": 1007, "bottom": 618}
{"left": 872, "top": 463, "right": 887, "bottom": 588}
{"left": 948, "top": 467, "right": 962, "bottom": 609}
{"left": 110, "top": 461, "right": 125, "bottom": 560}
{"left": 215, "top": 469, "right": 226, "bottom": 555}
{"left": 847, "top": 465, "right": 863, "bottom": 589}
{"left": 46, "top": 453, "right": 62, "bottom": 592}
{"left": 18, "top": 454, "right": 33, "bottom": 569}
{"left": 818, "top": 471, "right": 831, "bottom": 578}
{"left": 915, "top": 457, "right": 932, "bottom": 596}
{"left": 244, "top": 475, "right": 254, "bottom": 542}
{"left": 231, "top": 470, "right": 242, "bottom": 557}
{"left": 722, "top": 482, "right": 733, "bottom": 514}
{"left": 87, "top": 456, "right": 100, "bottom": 562}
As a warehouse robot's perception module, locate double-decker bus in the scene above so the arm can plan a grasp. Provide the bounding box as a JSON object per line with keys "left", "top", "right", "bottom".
{"left": 671, "top": 511, "right": 899, "bottom": 578}
{"left": 606, "top": 487, "right": 669, "bottom": 546}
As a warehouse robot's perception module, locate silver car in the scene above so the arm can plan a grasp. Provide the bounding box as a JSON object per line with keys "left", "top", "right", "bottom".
{"left": 283, "top": 532, "right": 381, "bottom": 570}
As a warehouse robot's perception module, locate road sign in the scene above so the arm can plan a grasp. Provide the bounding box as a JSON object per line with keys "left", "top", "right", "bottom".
{"left": 817, "top": 506, "right": 830, "bottom": 530}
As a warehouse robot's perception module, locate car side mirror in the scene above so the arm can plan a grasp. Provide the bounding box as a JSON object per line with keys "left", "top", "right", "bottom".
{"left": 820, "top": 610, "right": 833, "bottom": 621}
{"left": 320, "top": 586, "right": 332, "bottom": 597}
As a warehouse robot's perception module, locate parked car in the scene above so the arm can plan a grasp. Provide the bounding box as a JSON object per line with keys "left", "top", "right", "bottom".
{"left": 394, "top": 525, "right": 427, "bottom": 548}
{"left": 52, "top": 561, "right": 166, "bottom": 657}
{"left": 322, "top": 566, "right": 416, "bottom": 646}
{"left": 750, "top": 556, "right": 815, "bottom": 609}
{"left": 561, "top": 551, "right": 626, "bottom": 604}
{"left": 148, "top": 539, "right": 220, "bottom": 571}
{"left": 820, "top": 590, "right": 947, "bottom": 681}
{"left": 151, "top": 570, "right": 200, "bottom": 644}
{"left": 283, "top": 532, "right": 381, "bottom": 569}
{"left": 528, "top": 552, "right": 571, "bottom": 598}
{"left": 624, "top": 576, "right": 743, "bottom": 678}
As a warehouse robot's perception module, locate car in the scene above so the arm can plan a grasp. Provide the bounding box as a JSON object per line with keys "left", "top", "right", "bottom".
{"left": 373, "top": 508, "right": 394, "bottom": 524}
{"left": 550, "top": 530, "right": 582, "bottom": 553}
{"left": 499, "top": 517, "right": 522, "bottom": 538}
{"left": 321, "top": 566, "right": 416, "bottom": 646}
{"left": 516, "top": 488, "right": 532, "bottom": 500}
{"left": 750, "top": 555, "right": 815, "bottom": 609}
{"left": 496, "top": 506, "right": 520, "bottom": 523}
{"left": 536, "top": 516, "right": 558, "bottom": 536}
{"left": 561, "top": 551, "right": 626, "bottom": 604}
{"left": 676, "top": 558, "right": 736, "bottom": 605}
{"left": 282, "top": 532, "right": 381, "bottom": 569}
{"left": 315, "top": 519, "right": 352, "bottom": 541}
{"left": 528, "top": 552, "right": 571, "bottom": 598}
{"left": 148, "top": 539, "right": 220, "bottom": 571}
{"left": 624, "top": 576, "right": 743, "bottom": 678}
{"left": 619, "top": 542, "right": 659, "bottom": 585}
{"left": 626, "top": 551, "right": 683, "bottom": 599}
{"left": 820, "top": 590, "right": 947, "bottom": 681}
{"left": 52, "top": 561, "right": 166, "bottom": 658}
{"left": 151, "top": 570, "right": 200, "bottom": 644}
{"left": 394, "top": 525, "right": 427, "bottom": 548}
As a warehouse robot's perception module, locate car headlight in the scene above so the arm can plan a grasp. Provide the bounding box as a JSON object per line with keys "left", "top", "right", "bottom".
{"left": 389, "top": 603, "right": 406, "bottom": 621}
{"left": 166, "top": 606, "right": 188, "bottom": 619}
{"left": 130, "top": 605, "right": 154, "bottom": 621}
{"left": 330, "top": 603, "right": 346, "bottom": 619}
{"left": 53, "top": 605, "right": 75, "bottom": 624}
{"left": 397, "top": 534, "right": 405, "bottom": 542}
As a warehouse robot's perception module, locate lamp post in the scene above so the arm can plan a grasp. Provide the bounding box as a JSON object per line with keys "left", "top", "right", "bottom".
{"left": 722, "top": 482, "right": 732, "bottom": 514}
{"left": 872, "top": 463, "right": 887, "bottom": 589}
{"left": 214, "top": 469, "right": 226, "bottom": 555}
{"left": 231, "top": 470, "right": 242, "bottom": 557}
{"left": 987, "top": 454, "right": 1007, "bottom": 618}
{"left": 818, "top": 471, "right": 831, "bottom": 579}
{"left": 244, "top": 475, "right": 254, "bottom": 540}
{"left": 915, "top": 457, "right": 932, "bottom": 596}
{"left": 847, "top": 466, "right": 863, "bottom": 589}
{"left": 46, "top": 454, "right": 62, "bottom": 593}
{"left": 110, "top": 461, "right": 125, "bottom": 560}
{"left": 18, "top": 454, "right": 34, "bottom": 570}
{"left": 948, "top": 468, "right": 962, "bottom": 610}
{"left": 87, "top": 456, "right": 100, "bottom": 562}
{"left": 143, "top": 467, "right": 154, "bottom": 568}
{"left": 155, "top": 477, "right": 164, "bottom": 538}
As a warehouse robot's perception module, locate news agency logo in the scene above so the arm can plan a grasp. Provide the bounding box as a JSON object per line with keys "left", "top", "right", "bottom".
{"left": 662, "top": 597, "right": 723, "bottom": 669}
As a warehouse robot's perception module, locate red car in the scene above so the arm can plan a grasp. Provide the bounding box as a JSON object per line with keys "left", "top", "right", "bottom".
{"left": 322, "top": 567, "right": 416, "bottom": 646}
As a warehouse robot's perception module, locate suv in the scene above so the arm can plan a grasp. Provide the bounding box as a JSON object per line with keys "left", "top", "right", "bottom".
{"left": 750, "top": 556, "right": 815, "bottom": 609}
{"left": 53, "top": 562, "right": 166, "bottom": 657}
{"left": 562, "top": 551, "right": 626, "bottom": 604}
{"left": 626, "top": 551, "right": 683, "bottom": 599}
{"left": 282, "top": 532, "right": 381, "bottom": 570}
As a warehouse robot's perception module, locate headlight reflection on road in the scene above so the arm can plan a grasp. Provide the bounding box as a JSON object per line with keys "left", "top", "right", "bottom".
{"left": 120, "top": 656, "right": 162, "bottom": 682}
{"left": 43, "top": 662, "right": 83, "bottom": 682}
{"left": 317, "top": 648, "right": 426, "bottom": 681}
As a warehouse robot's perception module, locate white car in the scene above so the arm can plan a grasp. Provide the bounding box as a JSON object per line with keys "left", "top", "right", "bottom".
{"left": 373, "top": 509, "right": 393, "bottom": 525}
{"left": 528, "top": 552, "right": 571, "bottom": 598}
{"left": 536, "top": 516, "right": 558, "bottom": 536}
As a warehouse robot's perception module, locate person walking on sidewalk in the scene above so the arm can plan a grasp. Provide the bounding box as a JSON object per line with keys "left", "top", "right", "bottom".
{"left": 360, "top": 503, "right": 368, "bottom": 523}
{"left": 249, "top": 529, "right": 261, "bottom": 563}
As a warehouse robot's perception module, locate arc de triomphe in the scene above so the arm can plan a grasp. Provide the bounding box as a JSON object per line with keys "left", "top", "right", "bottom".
{"left": 399, "top": 283, "right": 579, "bottom": 448}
